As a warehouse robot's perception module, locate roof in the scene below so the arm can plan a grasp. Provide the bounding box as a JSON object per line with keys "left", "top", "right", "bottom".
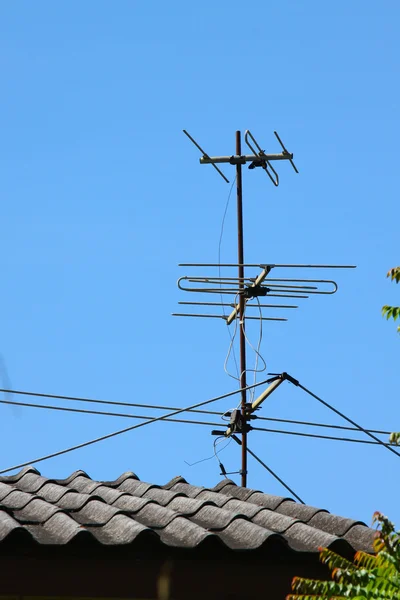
{"left": 0, "top": 466, "right": 376, "bottom": 556}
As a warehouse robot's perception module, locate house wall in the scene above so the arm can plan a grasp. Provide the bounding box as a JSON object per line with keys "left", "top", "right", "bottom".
{"left": 0, "top": 548, "right": 331, "bottom": 600}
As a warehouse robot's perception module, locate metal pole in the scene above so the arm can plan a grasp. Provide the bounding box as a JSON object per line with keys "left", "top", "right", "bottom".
{"left": 236, "top": 130, "right": 248, "bottom": 487}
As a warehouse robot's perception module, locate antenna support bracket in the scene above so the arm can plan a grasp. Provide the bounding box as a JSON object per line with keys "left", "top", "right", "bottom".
{"left": 229, "top": 155, "right": 246, "bottom": 165}
{"left": 224, "top": 409, "right": 252, "bottom": 437}
{"left": 282, "top": 372, "right": 299, "bottom": 386}
{"left": 243, "top": 285, "right": 268, "bottom": 299}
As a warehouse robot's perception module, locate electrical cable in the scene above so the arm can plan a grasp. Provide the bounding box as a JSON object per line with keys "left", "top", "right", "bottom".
{"left": 0, "top": 398, "right": 224, "bottom": 426}
{"left": 184, "top": 436, "right": 231, "bottom": 467}
{"left": 0, "top": 378, "right": 273, "bottom": 475}
{"left": 224, "top": 301, "right": 265, "bottom": 408}
{"left": 0, "top": 398, "right": 390, "bottom": 447}
{"left": 231, "top": 435, "right": 305, "bottom": 504}
{"left": 292, "top": 379, "right": 400, "bottom": 459}
{"left": 213, "top": 436, "right": 232, "bottom": 478}
{"left": 253, "top": 415, "right": 391, "bottom": 436}
{"left": 252, "top": 299, "right": 264, "bottom": 402}
{"left": 253, "top": 418, "right": 391, "bottom": 435}
{"left": 221, "top": 409, "right": 232, "bottom": 422}
{"left": 244, "top": 298, "right": 266, "bottom": 402}
{"left": 216, "top": 177, "right": 266, "bottom": 394}
{"left": 223, "top": 297, "right": 241, "bottom": 383}
{"left": 251, "top": 425, "right": 387, "bottom": 445}
{"left": 0, "top": 386, "right": 392, "bottom": 436}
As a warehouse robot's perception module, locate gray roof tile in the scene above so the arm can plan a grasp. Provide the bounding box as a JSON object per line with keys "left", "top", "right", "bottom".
{"left": 167, "top": 496, "right": 213, "bottom": 514}
{"left": 0, "top": 468, "right": 377, "bottom": 556}
{"left": 12, "top": 498, "right": 60, "bottom": 524}
{"left": 308, "top": 512, "right": 363, "bottom": 536}
{"left": 89, "top": 514, "right": 154, "bottom": 545}
{"left": 252, "top": 509, "right": 301, "bottom": 534}
{"left": 163, "top": 476, "right": 188, "bottom": 489}
{"left": 66, "top": 476, "right": 102, "bottom": 494}
{"left": 0, "top": 481, "right": 15, "bottom": 501}
{"left": 141, "top": 486, "right": 183, "bottom": 506}
{"left": 158, "top": 516, "right": 212, "bottom": 548}
{"left": 133, "top": 503, "right": 179, "bottom": 529}
{"left": 343, "top": 524, "right": 376, "bottom": 553}
{"left": 53, "top": 470, "right": 89, "bottom": 485}
{"left": 71, "top": 500, "right": 120, "bottom": 525}
{"left": 117, "top": 479, "right": 154, "bottom": 496}
{"left": 211, "top": 479, "right": 236, "bottom": 492}
{"left": 275, "top": 500, "right": 327, "bottom": 522}
{"left": 56, "top": 491, "right": 98, "bottom": 511}
{"left": 14, "top": 472, "right": 50, "bottom": 493}
{"left": 28, "top": 512, "right": 84, "bottom": 544}
{"left": 215, "top": 519, "right": 278, "bottom": 550}
{"left": 215, "top": 482, "right": 256, "bottom": 502}
{"left": 100, "top": 471, "right": 139, "bottom": 487}
{"left": 284, "top": 522, "right": 342, "bottom": 552}
{"left": 0, "top": 511, "right": 24, "bottom": 540}
{"left": 222, "top": 498, "right": 264, "bottom": 519}
{"left": 92, "top": 485, "right": 129, "bottom": 505}
{"left": 1, "top": 489, "right": 37, "bottom": 510}
{"left": 194, "top": 490, "right": 232, "bottom": 507}
{"left": 189, "top": 505, "right": 240, "bottom": 530}
{"left": 244, "top": 491, "right": 292, "bottom": 510}
{"left": 112, "top": 495, "right": 153, "bottom": 513}
{"left": 35, "top": 482, "right": 73, "bottom": 503}
{"left": 167, "top": 482, "right": 206, "bottom": 498}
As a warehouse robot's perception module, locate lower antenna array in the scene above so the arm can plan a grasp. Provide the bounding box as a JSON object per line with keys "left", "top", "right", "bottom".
{"left": 173, "top": 263, "right": 355, "bottom": 324}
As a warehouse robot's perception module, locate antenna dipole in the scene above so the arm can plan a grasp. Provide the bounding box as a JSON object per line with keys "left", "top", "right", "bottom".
{"left": 235, "top": 131, "right": 248, "bottom": 487}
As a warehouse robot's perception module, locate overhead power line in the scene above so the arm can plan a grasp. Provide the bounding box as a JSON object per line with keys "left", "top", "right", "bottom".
{"left": 0, "top": 397, "right": 390, "bottom": 447}
{"left": 252, "top": 426, "right": 386, "bottom": 445}
{"left": 255, "top": 415, "right": 390, "bottom": 436}
{"left": 0, "top": 387, "right": 391, "bottom": 436}
{"left": 1, "top": 376, "right": 396, "bottom": 476}
{"left": 0, "top": 398, "right": 223, "bottom": 427}
{"left": 0, "top": 378, "right": 272, "bottom": 475}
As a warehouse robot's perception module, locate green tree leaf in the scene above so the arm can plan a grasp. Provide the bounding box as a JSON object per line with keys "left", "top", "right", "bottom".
{"left": 288, "top": 514, "right": 400, "bottom": 600}
{"left": 382, "top": 268, "right": 400, "bottom": 333}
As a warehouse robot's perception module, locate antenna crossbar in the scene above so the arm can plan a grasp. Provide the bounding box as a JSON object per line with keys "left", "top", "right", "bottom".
{"left": 199, "top": 153, "right": 293, "bottom": 165}
{"left": 179, "top": 263, "right": 356, "bottom": 269}
{"left": 178, "top": 301, "right": 298, "bottom": 309}
{"left": 172, "top": 313, "right": 287, "bottom": 322}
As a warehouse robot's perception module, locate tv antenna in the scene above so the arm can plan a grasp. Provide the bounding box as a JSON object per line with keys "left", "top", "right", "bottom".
{"left": 174, "top": 129, "right": 355, "bottom": 487}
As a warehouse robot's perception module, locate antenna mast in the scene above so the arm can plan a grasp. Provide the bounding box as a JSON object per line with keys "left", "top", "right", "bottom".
{"left": 235, "top": 131, "right": 248, "bottom": 487}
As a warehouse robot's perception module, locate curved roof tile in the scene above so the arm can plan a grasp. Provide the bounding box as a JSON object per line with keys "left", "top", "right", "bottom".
{"left": 0, "top": 468, "right": 376, "bottom": 554}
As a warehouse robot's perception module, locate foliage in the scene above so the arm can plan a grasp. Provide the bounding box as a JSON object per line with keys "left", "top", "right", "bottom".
{"left": 287, "top": 512, "right": 400, "bottom": 600}
{"left": 386, "top": 267, "right": 400, "bottom": 284}
{"left": 390, "top": 432, "right": 400, "bottom": 446}
{"left": 382, "top": 267, "right": 400, "bottom": 333}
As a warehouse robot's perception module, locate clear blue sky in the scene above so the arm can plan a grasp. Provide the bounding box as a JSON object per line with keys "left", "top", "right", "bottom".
{"left": 1, "top": 2, "right": 399, "bottom": 526}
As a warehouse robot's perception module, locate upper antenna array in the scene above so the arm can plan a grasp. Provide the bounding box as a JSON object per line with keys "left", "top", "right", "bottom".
{"left": 174, "top": 129, "right": 355, "bottom": 487}
{"left": 183, "top": 128, "right": 298, "bottom": 186}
